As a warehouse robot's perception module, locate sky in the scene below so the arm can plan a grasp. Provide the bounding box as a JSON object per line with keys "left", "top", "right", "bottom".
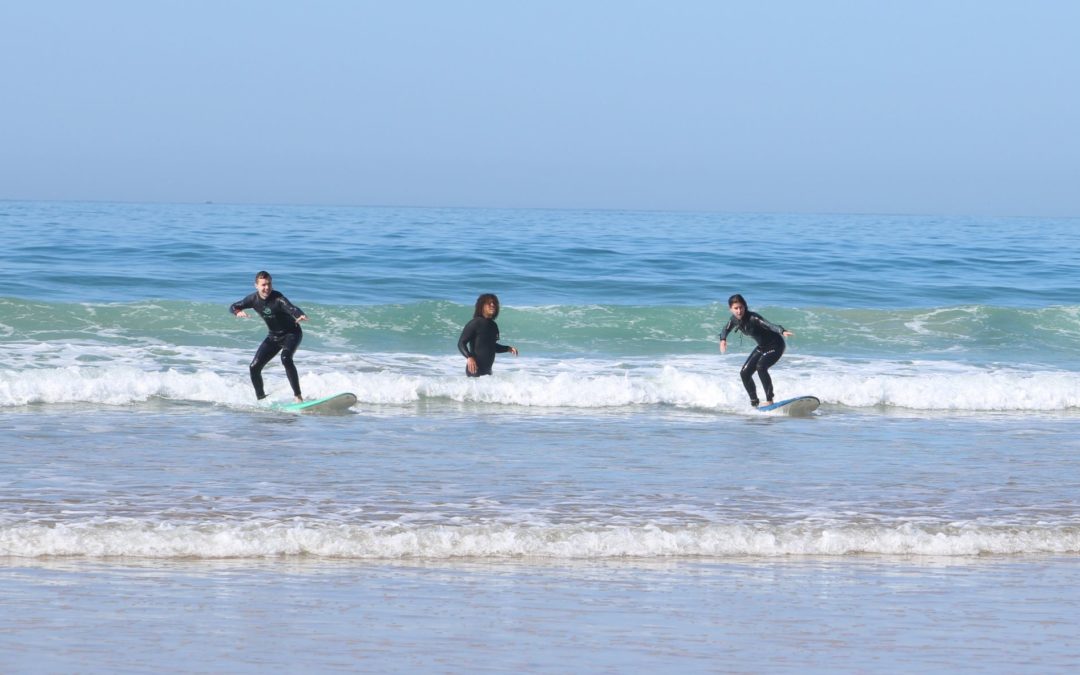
{"left": 1, "top": 1, "right": 1078, "bottom": 216}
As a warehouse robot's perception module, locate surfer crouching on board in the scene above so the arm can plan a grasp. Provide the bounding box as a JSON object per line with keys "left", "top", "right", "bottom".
{"left": 458, "top": 293, "right": 518, "bottom": 377}
{"left": 230, "top": 271, "right": 308, "bottom": 402}
{"left": 719, "top": 293, "right": 794, "bottom": 407}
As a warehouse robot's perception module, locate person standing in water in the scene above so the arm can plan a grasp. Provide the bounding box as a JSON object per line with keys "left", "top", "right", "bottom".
{"left": 719, "top": 293, "right": 794, "bottom": 407}
{"left": 458, "top": 293, "right": 518, "bottom": 377}
{"left": 230, "top": 271, "right": 308, "bottom": 402}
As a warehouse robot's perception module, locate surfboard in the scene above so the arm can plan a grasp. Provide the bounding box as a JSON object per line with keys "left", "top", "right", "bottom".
{"left": 757, "top": 395, "right": 820, "bottom": 416}
{"left": 272, "top": 392, "right": 357, "bottom": 414}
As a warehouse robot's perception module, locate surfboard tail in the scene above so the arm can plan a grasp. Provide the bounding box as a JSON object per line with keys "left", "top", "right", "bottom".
{"left": 758, "top": 396, "right": 820, "bottom": 416}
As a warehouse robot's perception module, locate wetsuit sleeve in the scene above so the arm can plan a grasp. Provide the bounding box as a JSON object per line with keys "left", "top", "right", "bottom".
{"left": 229, "top": 292, "right": 257, "bottom": 315}
{"left": 718, "top": 316, "right": 736, "bottom": 340}
{"left": 493, "top": 319, "right": 510, "bottom": 353}
{"left": 750, "top": 313, "right": 786, "bottom": 335}
{"left": 275, "top": 294, "right": 305, "bottom": 320}
{"left": 458, "top": 319, "right": 477, "bottom": 358}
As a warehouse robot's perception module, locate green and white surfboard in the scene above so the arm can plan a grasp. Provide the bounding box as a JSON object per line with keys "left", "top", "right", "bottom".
{"left": 272, "top": 392, "right": 357, "bottom": 414}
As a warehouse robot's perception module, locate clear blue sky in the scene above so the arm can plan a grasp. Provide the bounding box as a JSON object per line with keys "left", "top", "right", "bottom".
{"left": 2, "top": 1, "right": 1078, "bottom": 216}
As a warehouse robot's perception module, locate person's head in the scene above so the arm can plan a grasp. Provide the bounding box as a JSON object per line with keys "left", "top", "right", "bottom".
{"left": 254, "top": 271, "right": 273, "bottom": 299}
{"left": 474, "top": 293, "right": 500, "bottom": 319}
{"left": 728, "top": 293, "right": 747, "bottom": 321}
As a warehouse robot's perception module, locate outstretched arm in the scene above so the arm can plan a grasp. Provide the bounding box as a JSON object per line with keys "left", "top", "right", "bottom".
{"left": 230, "top": 294, "right": 254, "bottom": 318}
{"left": 277, "top": 295, "right": 307, "bottom": 324}
{"left": 718, "top": 316, "right": 735, "bottom": 353}
{"left": 752, "top": 313, "right": 790, "bottom": 337}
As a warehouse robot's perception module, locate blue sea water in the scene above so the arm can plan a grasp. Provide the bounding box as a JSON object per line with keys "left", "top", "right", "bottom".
{"left": 2, "top": 200, "right": 1079, "bottom": 672}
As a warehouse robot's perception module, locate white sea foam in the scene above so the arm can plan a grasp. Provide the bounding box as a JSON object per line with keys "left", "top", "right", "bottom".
{"left": 3, "top": 520, "right": 1078, "bottom": 559}
{"left": 2, "top": 348, "right": 1078, "bottom": 412}
{"left": 2, "top": 347, "right": 1080, "bottom": 410}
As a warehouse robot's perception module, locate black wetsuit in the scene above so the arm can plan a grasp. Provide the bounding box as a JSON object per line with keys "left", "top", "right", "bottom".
{"left": 457, "top": 317, "right": 510, "bottom": 377}
{"left": 229, "top": 291, "right": 305, "bottom": 399}
{"left": 719, "top": 311, "right": 787, "bottom": 405}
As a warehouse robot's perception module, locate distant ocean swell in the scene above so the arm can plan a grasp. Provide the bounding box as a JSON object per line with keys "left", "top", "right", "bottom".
{"left": 3, "top": 521, "right": 1078, "bottom": 559}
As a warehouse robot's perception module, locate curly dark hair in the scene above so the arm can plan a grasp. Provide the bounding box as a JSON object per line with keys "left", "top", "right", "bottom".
{"left": 473, "top": 293, "right": 500, "bottom": 319}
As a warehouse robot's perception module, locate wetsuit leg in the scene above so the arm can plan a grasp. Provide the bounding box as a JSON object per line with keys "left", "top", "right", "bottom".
{"left": 279, "top": 332, "right": 303, "bottom": 397}
{"left": 754, "top": 344, "right": 785, "bottom": 402}
{"left": 740, "top": 348, "right": 763, "bottom": 405}
{"left": 249, "top": 336, "right": 284, "bottom": 400}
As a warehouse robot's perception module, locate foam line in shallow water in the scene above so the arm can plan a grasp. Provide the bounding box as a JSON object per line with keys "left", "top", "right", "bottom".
{"left": 3, "top": 520, "right": 1079, "bottom": 559}
{"left": 1, "top": 352, "right": 1078, "bottom": 412}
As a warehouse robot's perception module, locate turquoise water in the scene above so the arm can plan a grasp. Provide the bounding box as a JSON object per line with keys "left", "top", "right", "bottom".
{"left": 2, "top": 200, "right": 1079, "bottom": 672}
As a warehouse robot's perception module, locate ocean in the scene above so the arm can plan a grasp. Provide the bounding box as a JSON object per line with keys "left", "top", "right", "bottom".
{"left": 2, "top": 200, "right": 1079, "bottom": 672}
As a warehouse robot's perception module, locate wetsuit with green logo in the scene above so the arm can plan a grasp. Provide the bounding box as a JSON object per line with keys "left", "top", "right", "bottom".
{"left": 229, "top": 291, "right": 305, "bottom": 399}
{"left": 719, "top": 311, "right": 787, "bottom": 405}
